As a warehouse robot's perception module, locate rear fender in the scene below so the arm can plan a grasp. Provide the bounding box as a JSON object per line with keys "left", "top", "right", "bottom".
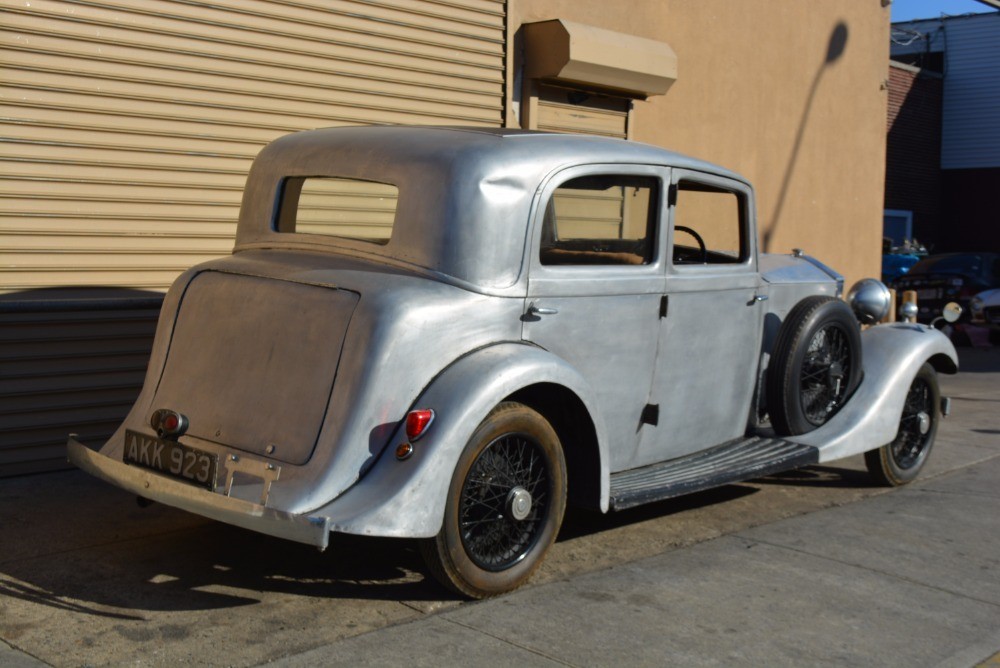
{"left": 790, "top": 323, "right": 958, "bottom": 462}
{"left": 311, "top": 343, "right": 609, "bottom": 538}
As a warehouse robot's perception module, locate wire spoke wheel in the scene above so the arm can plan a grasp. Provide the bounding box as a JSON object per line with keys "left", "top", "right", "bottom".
{"left": 889, "top": 375, "right": 933, "bottom": 470}
{"left": 460, "top": 434, "right": 550, "bottom": 571}
{"left": 799, "top": 324, "right": 852, "bottom": 425}
{"left": 865, "top": 363, "right": 940, "bottom": 487}
{"left": 421, "top": 402, "right": 566, "bottom": 598}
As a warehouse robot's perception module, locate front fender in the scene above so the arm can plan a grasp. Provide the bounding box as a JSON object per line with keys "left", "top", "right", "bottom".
{"left": 791, "top": 323, "right": 958, "bottom": 462}
{"left": 311, "top": 342, "right": 610, "bottom": 538}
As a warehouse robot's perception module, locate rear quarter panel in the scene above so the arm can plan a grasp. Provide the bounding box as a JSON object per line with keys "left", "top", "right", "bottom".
{"left": 311, "top": 342, "right": 610, "bottom": 537}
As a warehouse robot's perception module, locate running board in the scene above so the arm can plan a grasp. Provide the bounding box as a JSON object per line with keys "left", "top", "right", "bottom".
{"left": 609, "top": 437, "right": 819, "bottom": 511}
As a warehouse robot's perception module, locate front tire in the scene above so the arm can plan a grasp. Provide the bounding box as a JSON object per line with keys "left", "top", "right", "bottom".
{"left": 420, "top": 402, "right": 567, "bottom": 598}
{"left": 865, "top": 363, "right": 939, "bottom": 486}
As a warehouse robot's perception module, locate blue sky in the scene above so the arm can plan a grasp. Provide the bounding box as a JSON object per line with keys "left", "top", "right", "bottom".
{"left": 891, "top": 0, "right": 997, "bottom": 21}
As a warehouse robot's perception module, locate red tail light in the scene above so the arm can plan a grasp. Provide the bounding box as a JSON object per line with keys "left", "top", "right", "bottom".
{"left": 150, "top": 408, "right": 188, "bottom": 438}
{"left": 405, "top": 409, "right": 435, "bottom": 442}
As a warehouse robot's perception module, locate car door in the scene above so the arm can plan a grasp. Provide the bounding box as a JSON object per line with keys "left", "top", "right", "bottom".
{"left": 629, "top": 169, "right": 766, "bottom": 469}
{"left": 521, "top": 165, "right": 668, "bottom": 472}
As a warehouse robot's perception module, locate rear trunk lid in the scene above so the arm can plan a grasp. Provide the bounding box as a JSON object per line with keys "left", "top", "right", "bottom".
{"left": 151, "top": 270, "right": 357, "bottom": 465}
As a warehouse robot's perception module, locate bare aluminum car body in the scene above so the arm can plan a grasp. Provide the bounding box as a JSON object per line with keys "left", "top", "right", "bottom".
{"left": 68, "top": 126, "right": 958, "bottom": 555}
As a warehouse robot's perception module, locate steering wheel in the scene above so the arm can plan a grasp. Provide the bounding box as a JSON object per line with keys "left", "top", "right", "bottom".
{"left": 674, "top": 225, "right": 707, "bottom": 263}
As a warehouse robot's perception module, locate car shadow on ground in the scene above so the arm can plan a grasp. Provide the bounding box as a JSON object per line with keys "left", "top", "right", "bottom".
{"left": 0, "top": 472, "right": 446, "bottom": 614}
{"left": 1, "top": 524, "right": 444, "bottom": 615}
{"left": 558, "top": 484, "right": 759, "bottom": 541}
{"left": 557, "top": 461, "right": 871, "bottom": 543}
{"left": 0, "top": 459, "right": 875, "bottom": 617}
{"left": 753, "top": 464, "right": 875, "bottom": 489}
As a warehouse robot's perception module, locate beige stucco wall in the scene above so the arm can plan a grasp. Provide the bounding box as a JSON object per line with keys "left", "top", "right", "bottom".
{"left": 509, "top": 1, "right": 890, "bottom": 288}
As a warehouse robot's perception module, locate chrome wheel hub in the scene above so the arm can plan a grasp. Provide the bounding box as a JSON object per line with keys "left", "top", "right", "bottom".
{"left": 917, "top": 411, "right": 931, "bottom": 435}
{"left": 506, "top": 487, "right": 533, "bottom": 521}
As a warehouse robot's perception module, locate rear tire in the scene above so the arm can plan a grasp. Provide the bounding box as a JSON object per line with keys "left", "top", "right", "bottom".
{"left": 865, "top": 363, "right": 939, "bottom": 486}
{"left": 768, "top": 296, "right": 862, "bottom": 435}
{"left": 420, "top": 402, "right": 566, "bottom": 598}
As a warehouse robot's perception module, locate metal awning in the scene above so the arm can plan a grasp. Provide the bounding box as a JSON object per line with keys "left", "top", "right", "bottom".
{"left": 523, "top": 19, "right": 677, "bottom": 99}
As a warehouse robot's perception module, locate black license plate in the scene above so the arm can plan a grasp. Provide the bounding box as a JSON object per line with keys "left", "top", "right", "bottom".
{"left": 124, "top": 429, "right": 218, "bottom": 491}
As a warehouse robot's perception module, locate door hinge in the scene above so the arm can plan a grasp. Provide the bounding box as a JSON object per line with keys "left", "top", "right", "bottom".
{"left": 641, "top": 403, "right": 660, "bottom": 426}
{"left": 659, "top": 295, "right": 669, "bottom": 318}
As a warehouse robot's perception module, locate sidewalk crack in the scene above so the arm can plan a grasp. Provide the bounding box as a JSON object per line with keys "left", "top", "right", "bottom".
{"left": 441, "top": 616, "right": 580, "bottom": 667}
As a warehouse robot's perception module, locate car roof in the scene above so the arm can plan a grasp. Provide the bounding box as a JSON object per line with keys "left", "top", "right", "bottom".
{"left": 234, "top": 126, "right": 749, "bottom": 291}
{"left": 244, "top": 125, "right": 744, "bottom": 181}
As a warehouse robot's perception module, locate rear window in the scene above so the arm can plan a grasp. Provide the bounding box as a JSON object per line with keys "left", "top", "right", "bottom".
{"left": 274, "top": 177, "right": 398, "bottom": 244}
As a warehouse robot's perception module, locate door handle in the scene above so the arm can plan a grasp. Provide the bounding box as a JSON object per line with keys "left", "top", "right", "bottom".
{"left": 527, "top": 302, "right": 558, "bottom": 316}
{"left": 752, "top": 294, "right": 769, "bottom": 303}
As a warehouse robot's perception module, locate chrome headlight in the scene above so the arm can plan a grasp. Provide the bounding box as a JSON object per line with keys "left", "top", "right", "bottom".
{"left": 847, "top": 278, "right": 891, "bottom": 325}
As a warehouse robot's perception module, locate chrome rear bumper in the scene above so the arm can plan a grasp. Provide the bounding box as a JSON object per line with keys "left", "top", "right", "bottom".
{"left": 67, "top": 435, "right": 330, "bottom": 550}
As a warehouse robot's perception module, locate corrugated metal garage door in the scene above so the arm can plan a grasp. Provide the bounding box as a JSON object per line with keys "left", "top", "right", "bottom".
{"left": 534, "top": 84, "right": 629, "bottom": 139}
{"left": 0, "top": 0, "right": 506, "bottom": 475}
{"left": 1, "top": 300, "right": 162, "bottom": 476}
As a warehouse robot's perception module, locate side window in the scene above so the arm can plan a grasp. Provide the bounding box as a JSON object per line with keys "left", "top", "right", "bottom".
{"left": 275, "top": 177, "right": 398, "bottom": 244}
{"left": 540, "top": 175, "right": 658, "bottom": 266}
{"left": 672, "top": 181, "right": 746, "bottom": 265}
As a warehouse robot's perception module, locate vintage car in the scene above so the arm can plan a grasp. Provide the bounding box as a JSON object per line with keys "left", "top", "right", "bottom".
{"left": 69, "top": 126, "right": 959, "bottom": 598}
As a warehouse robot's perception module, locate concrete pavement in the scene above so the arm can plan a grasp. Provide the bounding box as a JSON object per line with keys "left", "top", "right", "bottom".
{"left": 0, "top": 347, "right": 997, "bottom": 666}
{"left": 268, "top": 347, "right": 1000, "bottom": 667}
{"left": 276, "top": 454, "right": 1000, "bottom": 667}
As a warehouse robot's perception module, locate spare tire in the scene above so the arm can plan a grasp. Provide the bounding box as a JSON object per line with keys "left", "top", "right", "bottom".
{"left": 767, "top": 296, "right": 862, "bottom": 435}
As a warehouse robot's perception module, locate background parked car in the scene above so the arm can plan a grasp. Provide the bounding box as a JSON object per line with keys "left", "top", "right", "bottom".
{"left": 880, "top": 237, "right": 926, "bottom": 284}
{"left": 892, "top": 253, "right": 1000, "bottom": 323}
{"left": 970, "top": 288, "right": 1000, "bottom": 345}
{"left": 882, "top": 252, "right": 921, "bottom": 283}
